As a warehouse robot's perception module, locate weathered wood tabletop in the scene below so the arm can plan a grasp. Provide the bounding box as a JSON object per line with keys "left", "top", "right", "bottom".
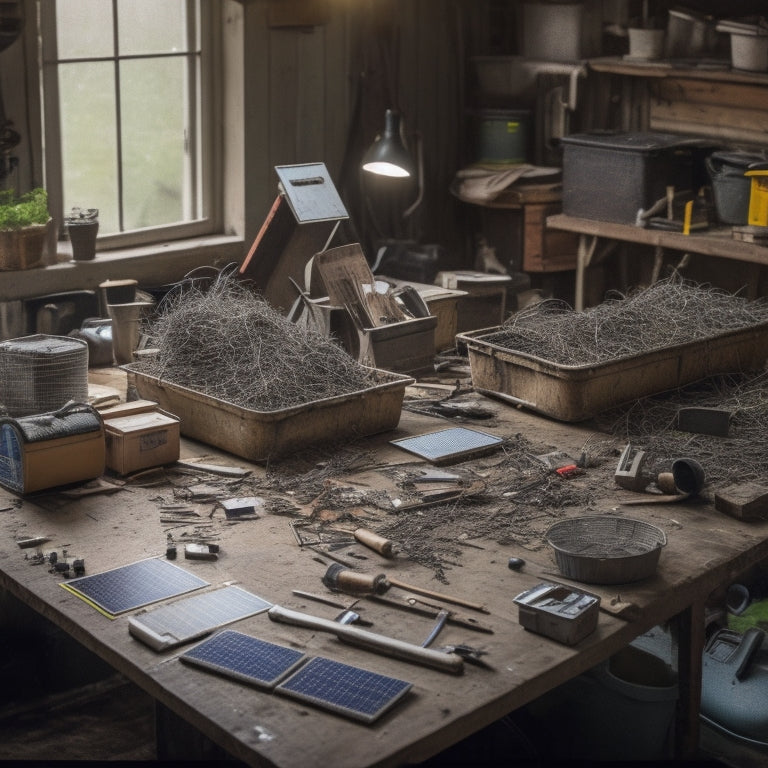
{"left": 1, "top": 371, "right": 767, "bottom": 767}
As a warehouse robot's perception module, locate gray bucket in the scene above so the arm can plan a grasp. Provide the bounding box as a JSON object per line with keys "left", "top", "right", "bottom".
{"left": 525, "top": 644, "right": 678, "bottom": 761}
{"left": 706, "top": 151, "right": 766, "bottom": 225}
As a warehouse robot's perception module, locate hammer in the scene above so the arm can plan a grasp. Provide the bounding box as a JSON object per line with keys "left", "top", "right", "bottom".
{"left": 322, "top": 563, "right": 489, "bottom": 614}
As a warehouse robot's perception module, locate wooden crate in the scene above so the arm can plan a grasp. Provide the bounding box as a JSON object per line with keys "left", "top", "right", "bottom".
{"left": 522, "top": 202, "right": 580, "bottom": 273}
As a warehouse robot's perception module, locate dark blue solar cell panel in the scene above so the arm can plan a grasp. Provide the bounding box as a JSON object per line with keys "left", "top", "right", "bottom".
{"left": 180, "top": 630, "right": 306, "bottom": 690}
{"left": 62, "top": 557, "right": 209, "bottom": 616}
{"left": 276, "top": 656, "right": 412, "bottom": 723}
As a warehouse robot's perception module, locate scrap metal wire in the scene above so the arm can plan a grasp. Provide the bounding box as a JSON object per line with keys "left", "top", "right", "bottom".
{"left": 599, "top": 371, "right": 768, "bottom": 492}
{"left": 134, "top": 270, "right": 376, "bottom": 411}
{"left": 484, "top": 278, "right": 768, "bottom": 365}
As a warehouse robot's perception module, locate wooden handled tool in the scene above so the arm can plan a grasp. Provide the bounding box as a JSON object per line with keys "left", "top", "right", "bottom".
{"left": 353, "top": 528, "right": 396, "bottom": 557}
{"left": 322, "top": 563, "right": 489, "bottom": 614}
{"left": 267, "top": 605, "right": 464, "bottom": 675}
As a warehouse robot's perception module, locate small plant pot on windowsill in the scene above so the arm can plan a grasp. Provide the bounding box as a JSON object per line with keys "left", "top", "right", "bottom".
{"left": 65, "top": 208, "right": 99, "bottom": 261}
{"left": 0, "top": 188, "right": 51, "bottom": 271}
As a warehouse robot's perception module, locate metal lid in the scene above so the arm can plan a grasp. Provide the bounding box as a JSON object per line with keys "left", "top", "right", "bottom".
{"left": 561, "top": 131, "right": 703, "bottom": 152}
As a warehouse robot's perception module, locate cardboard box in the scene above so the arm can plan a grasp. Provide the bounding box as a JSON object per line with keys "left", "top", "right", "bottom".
{"left": 436, "top": 271, "right": 511, "bottom": 334}
{"left": 0, "top": 405, "right": 105, "bottom": 494}
{"left": 313, "top": 244, "right": 437, "bottom": 377}
{"left": 104, "top": 409, "right": 180, "bottom": 475}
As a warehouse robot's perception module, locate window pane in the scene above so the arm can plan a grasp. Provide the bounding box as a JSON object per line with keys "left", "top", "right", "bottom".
{"left": 56, "top": 0, "right": 113, "bottom": 59}
{"left": 117, "top": 0, "right": 190, "bottom": 55}
{"left": 58, "top": 61, "right": 120, "bottom": 234}
{"left": 121, "top": 58, "right": 188, "bottom": 230}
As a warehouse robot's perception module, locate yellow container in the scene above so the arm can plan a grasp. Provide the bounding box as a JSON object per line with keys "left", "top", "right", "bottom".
{"left": 745, "top": 168, "right": 768, "bottom": 227}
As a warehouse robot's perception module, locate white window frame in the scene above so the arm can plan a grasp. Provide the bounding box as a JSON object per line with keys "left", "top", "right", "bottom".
{"left": 38, "top": 0, "right": 222, "bottom": 251}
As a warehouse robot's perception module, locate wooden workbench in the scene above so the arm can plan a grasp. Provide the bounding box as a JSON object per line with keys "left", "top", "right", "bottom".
{"left": 1, "top": 374, "right": 767, "bottom": 767}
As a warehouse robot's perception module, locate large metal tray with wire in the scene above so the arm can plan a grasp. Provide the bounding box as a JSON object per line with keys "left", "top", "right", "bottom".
{"left": 123, "top": 364, "right": 413, "bottom": 463}
{"left": 545, "top": 515, "right": 667, "bottom": 585}
{"left": 457, "top": 321, "right": 768, "bottom": 422}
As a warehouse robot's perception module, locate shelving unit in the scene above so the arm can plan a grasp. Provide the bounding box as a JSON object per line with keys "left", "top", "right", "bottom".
{"left": 546, "top": 56, "right": 768, "bottom": 309}
{"left": 548, "top": 213, "right": 768, "bottom": 310}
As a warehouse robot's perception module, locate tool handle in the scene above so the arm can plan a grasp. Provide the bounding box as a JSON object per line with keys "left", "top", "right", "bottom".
{"left": 387, "top": 577, "right": 489, "bottom": 614}
{"left": 354, "top": 528, "right": 395, "bottom": 557}
{"left": 323, "top": 563, "right": 387, "bottom": 595}
{"left": 267, "top": 605, "right": 464, "bottom": 675}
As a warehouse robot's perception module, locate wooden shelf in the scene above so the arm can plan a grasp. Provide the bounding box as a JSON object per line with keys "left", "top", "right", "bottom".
{"left": 588, "top": 56, "right": 768, "bottom": 85}
{"left": 548, "top": 214, "right": 768, "bottom": 266}
{"left": 547, "top": 214, "right": 768, "bottom": 310}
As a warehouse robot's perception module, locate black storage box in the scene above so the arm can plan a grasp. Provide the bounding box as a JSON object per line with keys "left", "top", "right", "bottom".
{"left": 561, "top": 132, "right": 704, "bottom": 224}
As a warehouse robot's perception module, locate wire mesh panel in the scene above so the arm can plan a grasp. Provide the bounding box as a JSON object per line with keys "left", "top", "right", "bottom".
{"left": 0, "top": 334, "right": 89, "bottom": 416}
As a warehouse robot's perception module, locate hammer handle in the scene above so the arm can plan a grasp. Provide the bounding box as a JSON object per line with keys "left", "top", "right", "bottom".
{"left": 354, "top": 528, "right": 394, "bottom": 557}
{"left": 267, "top": 605, "right": 464, "bottom": 675}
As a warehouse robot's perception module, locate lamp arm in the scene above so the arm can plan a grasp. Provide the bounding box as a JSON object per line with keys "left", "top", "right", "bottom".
{"left": 402, "top": 131, "right": 423, "bottom": 220}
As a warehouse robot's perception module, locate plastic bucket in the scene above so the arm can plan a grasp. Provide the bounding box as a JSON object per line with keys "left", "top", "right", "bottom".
{"left": 717, "top": 21, "right": 768, "bottom": 72}
{"left": 472, "top": 110, "right": 530, "bottom": 164}
{"left": 706, "top": 151, "right": 766, "bottom": 225}
{"left": 628, "top": 28, "right": 665, "bottom": 60}
{"left": 524, "top": 644, "right": 678, "bottom": 761}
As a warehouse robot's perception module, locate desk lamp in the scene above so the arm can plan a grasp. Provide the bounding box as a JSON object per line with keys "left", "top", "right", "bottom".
{"left": 362, "top": 109, "right": 433, "bottom": 281}
{"left": 362, "top": 109, "right": 414, "bottom": 179}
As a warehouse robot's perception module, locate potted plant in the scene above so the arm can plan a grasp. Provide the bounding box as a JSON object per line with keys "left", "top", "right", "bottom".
{"left": 64, "top": 206, "right": 99, "bottom": 261}
{"left": 0, "top": 187, "right": 51, "bottom": 271}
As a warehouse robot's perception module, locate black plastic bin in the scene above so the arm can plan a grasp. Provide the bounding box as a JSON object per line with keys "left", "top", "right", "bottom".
{"left": 561, "top": 131, "right": 705, "bottom": 224}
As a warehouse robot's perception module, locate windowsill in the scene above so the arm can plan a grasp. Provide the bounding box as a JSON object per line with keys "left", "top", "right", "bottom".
{"left": 0, "top": 234, "right": 246, "bottom": 302}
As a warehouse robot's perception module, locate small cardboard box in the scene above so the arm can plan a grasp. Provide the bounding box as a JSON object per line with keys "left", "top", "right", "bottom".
{"left": 436, "top": 270, "right": 511, "bottom": 333}
{"left": 0, "top": 404, "right": 105, "bottom": 494}
{"left": 104, "top": 408, "right": 180, "bottom": 475}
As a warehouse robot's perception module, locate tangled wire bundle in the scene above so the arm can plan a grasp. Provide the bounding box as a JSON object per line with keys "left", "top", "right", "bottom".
{"left": 484, "top": 278, "right": 768, "bottom": 366}
{"left": 600, "top": 370, "right": 768, "bottom": 491}
{"left": 134, "top": 273, "right": 377, "bottom": 411}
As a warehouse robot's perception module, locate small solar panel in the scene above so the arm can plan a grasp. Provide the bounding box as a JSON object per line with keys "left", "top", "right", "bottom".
{"left": 128, "top": 586, "right": 273, "bottom": 651}
{"left": 275, "top": 656, "right": 412, "bottom": 724}
{"left": 391, "top": 427, "right": 504, "bottom": 465}
{"left": 61, "top": 557, "right": 209, "bottom": 617}
{"left": 180, "top": 630, "right": 306, "bottom": 690}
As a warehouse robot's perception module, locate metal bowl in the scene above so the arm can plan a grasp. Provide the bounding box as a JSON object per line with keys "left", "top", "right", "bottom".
{"left": 545, "top": 515, "right": 667, "bottom": 585}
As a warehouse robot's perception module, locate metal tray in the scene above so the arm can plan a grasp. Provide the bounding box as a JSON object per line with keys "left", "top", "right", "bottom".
{"left": 123, "top": 365, "right": 413, "bottom": 462}
{"left": 457, "top": 321, "right": 768, "bottom": 422}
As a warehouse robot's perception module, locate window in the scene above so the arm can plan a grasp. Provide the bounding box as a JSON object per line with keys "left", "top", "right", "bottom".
{"left": 39, "top": 0, "right": 219, "bottom": 248}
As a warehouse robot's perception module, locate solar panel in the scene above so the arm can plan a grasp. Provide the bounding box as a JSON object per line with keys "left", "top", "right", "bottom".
{"left": 276, "top": 656, "right": 412, "bottom": 724}
{"left": 391, "top": 427, "right": 504, "bottom": 464}
{"left": 61, "top": 557, "right": 209, "bottom": 617}
{"left": 180, "top": 630, "right": 306, "bottom": 690}
{"left": 128, "top": 586, "right": 273, "bottom": 651}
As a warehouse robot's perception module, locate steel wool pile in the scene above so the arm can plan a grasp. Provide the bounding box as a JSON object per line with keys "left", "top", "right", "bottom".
{"left": 134, "top": 273, "right": 376, "bottom": 411}
{"left": 486, "top": 278, "right": 768, "bottom": 365}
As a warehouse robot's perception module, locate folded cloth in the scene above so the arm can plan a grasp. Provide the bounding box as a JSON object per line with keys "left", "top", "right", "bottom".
{"left": 450, "top": 164, "right": 560, "bottom": 205}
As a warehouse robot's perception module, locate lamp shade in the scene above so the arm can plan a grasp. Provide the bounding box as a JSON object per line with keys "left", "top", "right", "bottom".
{"left": 362, "top": 110, "right": 414, "bottom": 178}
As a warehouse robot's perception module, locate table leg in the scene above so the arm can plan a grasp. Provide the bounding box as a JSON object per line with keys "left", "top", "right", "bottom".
{"left": 574, "top": 234, "right": 598, "bottom": 311}
{"left": 674, "top": 598, "right": 706, "bottom": 759}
